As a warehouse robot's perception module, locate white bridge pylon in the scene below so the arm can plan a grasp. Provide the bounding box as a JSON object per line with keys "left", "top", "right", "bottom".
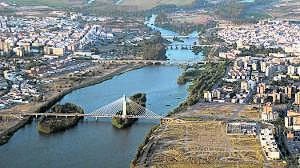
{"left": 86, "top": 96, "right": 163, "bottom": 119}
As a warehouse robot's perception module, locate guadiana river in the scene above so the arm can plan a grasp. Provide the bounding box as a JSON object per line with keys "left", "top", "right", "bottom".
{"left": 0, "top": 15, "right": 203, "bottom": 168}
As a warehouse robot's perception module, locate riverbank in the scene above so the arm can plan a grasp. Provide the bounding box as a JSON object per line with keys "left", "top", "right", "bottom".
{"left": 130, "top": 62, "right": 228, "bottom": 167}
{"left": 0, "top": 117, "right": 31, "bottom": 145}
{"left": 0, "top": 63, "right": 145, "bottom": 145}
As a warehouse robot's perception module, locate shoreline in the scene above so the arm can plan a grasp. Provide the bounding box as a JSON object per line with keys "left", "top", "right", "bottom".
{"left": 130, "top": 62, "right": 226, "bottom": 167}
{"left": 0, "top": 63, "right": 145, "bottom": 146}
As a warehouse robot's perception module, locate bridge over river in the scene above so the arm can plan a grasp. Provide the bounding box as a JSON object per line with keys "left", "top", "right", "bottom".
{"left": 0, "top": 96, "right": 164, "bottom": 120}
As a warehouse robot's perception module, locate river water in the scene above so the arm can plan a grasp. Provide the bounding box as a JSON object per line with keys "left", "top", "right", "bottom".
{"left": 0, "top": 15, "right": 203, "bottom": 168}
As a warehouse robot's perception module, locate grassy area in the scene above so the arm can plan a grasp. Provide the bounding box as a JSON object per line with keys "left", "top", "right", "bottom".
{"left": 176, "top": 103, "right": 261, "bottom": 122}
{"left": 239, "top": 106, "right": 260, "bottom": 120}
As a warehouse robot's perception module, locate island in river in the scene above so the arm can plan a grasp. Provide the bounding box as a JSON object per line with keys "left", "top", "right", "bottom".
{"left": 38, "top": 103, "right": 84, "bottom": 134}
{"left": 112, "top": 93, "right": 146, "bottom": 129}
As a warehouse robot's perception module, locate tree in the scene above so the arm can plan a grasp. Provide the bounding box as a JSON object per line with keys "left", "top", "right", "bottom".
{"left": 140, "top": 35, "right": 167, "bottom": 60}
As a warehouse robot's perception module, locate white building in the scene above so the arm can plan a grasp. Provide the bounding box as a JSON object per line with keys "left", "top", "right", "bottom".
{"left": 260, "top": 128, "right": 280, "bottom": 160}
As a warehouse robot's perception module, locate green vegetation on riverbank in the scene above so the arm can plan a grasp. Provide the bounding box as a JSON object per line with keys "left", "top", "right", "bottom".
{"left": 112, "top": 93, "right": 146, "bottom": 129}
{"left": 38, "top": 103, "right": 84, "bottom": 134}
{"left": 170, "top": 62, "right": 227, "bottom": 115}
{"left": 155, "top": 13, "right": 216, "bottom": 35}
{"left": 192, "top": 46, "right": 211, "bottom": 56}
{"left": 238, "top": 45, "right": 285, "bottom": 57}
{"left": 137, "top": 35, "right": 167, "bottom": 60}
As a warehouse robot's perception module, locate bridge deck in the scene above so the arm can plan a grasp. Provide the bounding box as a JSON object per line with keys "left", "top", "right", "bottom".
{"left": 0, "top": 112, "right": 163, "bottom": 119}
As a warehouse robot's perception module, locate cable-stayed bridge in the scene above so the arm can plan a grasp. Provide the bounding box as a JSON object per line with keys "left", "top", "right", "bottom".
{"left": 0, "top": 96, "right": 163, "bottom": 120}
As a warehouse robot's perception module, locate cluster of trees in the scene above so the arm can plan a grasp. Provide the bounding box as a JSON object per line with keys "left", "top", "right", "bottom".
{"left": 185, "top": 62, "right": 227, "bottom": 105}
{"left": 155, "top": 13, "right": 216, "bottom": 35}
{"left": 38, "top": 103, "right": 84, "bottom": 134}
{"left": 192, "top": 46, "right": 212, "bottom": 56}
{"left": 238, "top": 45, "right": 285, "bottom": 56}
{"left": 50, "top": 103, "right": 84, "bottom": 114}
{"left": 112, "top": 93, "right": 147, "bottom": 129}
{"left": 170, "top": 62, "right": 227, "bottom": 116}
{"left": 139, "top": 35, "right": 167, "bottom": 60}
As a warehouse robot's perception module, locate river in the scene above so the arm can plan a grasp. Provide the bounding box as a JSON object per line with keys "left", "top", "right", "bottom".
{"left": 0, "top": 15, "right": 203, "bottom": 168}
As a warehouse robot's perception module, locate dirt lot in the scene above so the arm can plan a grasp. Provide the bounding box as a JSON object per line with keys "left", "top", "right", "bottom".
{"left": 134, "top": 119, "right": 286, "bottom": 168}
{"left": 133, "top": 102, "right": 286, "bottom": 168}
{"left": 176, "top": 103, "right": 260, "bottom": 121}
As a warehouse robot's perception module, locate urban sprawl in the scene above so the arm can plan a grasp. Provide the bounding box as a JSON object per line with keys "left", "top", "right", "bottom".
{"left": 1, "top": 9, "right": 300, "bottom": 166}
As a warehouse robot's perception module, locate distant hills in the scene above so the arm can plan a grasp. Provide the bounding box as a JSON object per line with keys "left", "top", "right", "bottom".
{"left": 2, "top": 0, "right": 195, "bottom": 10}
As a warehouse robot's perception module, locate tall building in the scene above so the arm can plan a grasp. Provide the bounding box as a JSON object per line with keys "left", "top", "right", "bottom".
{"left": 288, "top": 65, "right": 295, "bottom": 75}
{"left": 241, "top": 80, "right": 248, "bottom": 92}
{"left": 204, "top": 91, "right": 212, "bottom": 102}
{"left": 295, "top": 92, "right": 300, "bottom": 105}
{"left": 257, "top": 83, "right": 266, "bottom": 95}
{"left": 262, "top": 102, "right": 278, "bottom": 121}
{"left": 285, "top": 110, "right": 300, "bottom": 131}
{"left": 285, "top": 85, "right": 294, "bottom": 99}
{"left": 265, "top": 65, "right": 276, "bottom": 77}
{"left": 260, "top": 61, "right": 267, "bottom": 73}
{"left": 263, "top": 102, "right": 273, "bottom": 114}
{"left": 252, "top": 62, "right": 257, "bottom": 71}
{"left": 297, "top": 67, "right": 300, "bottom": 76}
{"left": 44, "top": 46, "right": 65, "bottom": 56}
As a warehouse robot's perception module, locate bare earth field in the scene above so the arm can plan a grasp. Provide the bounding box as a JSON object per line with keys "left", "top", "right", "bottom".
{"left": 118, "top": 0, "right": 195, "bottom": 10}
{"left": 177, "top": 103, "right": 260, "bottom": 121}
{"left": 170, "top": 13, "right": 213, "bottom": 25}
{"left": 133, "top": 103, "right": 286, "bottom": 168}
{"left": 134, "top": 119, "right": 285, "bottom": 168}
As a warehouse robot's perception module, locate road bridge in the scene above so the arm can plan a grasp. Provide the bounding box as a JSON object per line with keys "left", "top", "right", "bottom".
{"left": 0, "top": 96, "right": 163, "bottom": 120}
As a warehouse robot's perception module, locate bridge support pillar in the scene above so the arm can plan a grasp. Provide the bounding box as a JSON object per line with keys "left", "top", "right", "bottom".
{"left": 122, "top": 95, "right": 127, "bottom": 118}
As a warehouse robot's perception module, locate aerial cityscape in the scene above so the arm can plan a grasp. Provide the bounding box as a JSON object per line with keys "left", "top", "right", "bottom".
{"left": 0, "top": 0, "right": 300, "bottom": 167}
